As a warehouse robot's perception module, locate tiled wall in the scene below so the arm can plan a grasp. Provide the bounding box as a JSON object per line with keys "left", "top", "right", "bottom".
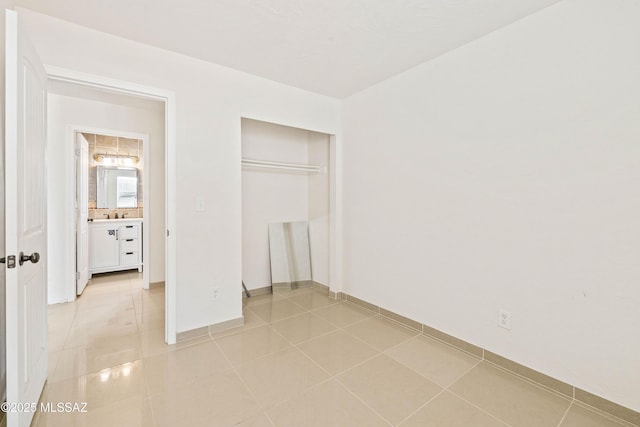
{"left": 83, "top": 133, "right": 144, "bottom": 219}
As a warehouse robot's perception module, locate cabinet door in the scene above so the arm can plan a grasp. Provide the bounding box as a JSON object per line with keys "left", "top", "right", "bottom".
{"left": 89, "top": 225, "right": 120, "bottom": 269}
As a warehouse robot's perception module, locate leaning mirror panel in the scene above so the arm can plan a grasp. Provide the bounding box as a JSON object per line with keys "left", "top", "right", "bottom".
{"left": 268, "top": 221, "right": 312, "bottom": 288}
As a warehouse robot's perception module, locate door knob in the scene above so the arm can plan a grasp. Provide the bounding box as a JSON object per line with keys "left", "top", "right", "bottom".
{"left": 19, "top": 252, "right": 40, "bottom": 266}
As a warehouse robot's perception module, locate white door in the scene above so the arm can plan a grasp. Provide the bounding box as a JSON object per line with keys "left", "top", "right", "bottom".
{"left": 5, "top": 10, "right": 48, "bottom": 427}
{"left": 76, "top": 133, "right": 89, "bottom": 294}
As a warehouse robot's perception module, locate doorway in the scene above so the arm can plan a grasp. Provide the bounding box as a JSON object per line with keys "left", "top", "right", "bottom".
{"left": 45, "top": 69, "right": 177, "bottom": 344}
{"left": 74, "top": 129, "right": 150, "bottom": 293}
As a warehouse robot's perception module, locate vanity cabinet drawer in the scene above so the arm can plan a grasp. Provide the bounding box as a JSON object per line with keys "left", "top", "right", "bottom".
{"left": 119, "top": 225, "right": 139, "bottom": 240}
{"left": 120, "top": 251, "right": 140, "bottom": 266}
{"left": 120, "top": 238, "right": 138, "bottom": 253}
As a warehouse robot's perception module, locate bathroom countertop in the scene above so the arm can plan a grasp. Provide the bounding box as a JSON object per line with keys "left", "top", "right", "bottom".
{"left": 90, "top": 218, "right": 142, "bottom": 223}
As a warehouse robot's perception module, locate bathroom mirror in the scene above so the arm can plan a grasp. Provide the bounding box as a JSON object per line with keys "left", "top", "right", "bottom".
{"left": 268, "top": 221, "right": 312, "bottom": 288}
{"left": 96, "top": 166, "right": 138, "bottom": 209}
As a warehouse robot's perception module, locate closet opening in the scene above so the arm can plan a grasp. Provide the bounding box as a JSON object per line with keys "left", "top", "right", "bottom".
{"left": 241, "top": 118, "right": 334, "bottom": 296}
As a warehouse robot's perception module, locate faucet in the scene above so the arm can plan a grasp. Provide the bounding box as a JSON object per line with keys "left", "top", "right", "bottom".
{"left": 115, "top": 212, "right": 119, "bottom": 219}
{"left": 122, "top": 212, "right": 127, "bottom": 219}
{"left": 104, "top": 213, "right": 110, "bottom": 219}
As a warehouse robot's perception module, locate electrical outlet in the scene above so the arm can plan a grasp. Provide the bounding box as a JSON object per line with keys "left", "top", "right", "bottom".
{"left": 212, "top": 288, "right": 219, "bottom": 301}
{"left": 498, "top": 309, "right": 511, "bottom": 330}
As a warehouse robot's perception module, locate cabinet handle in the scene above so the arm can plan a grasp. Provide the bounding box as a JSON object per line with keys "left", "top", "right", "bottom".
{"left": 116, "top": 229, "right": 119, "bottom": 240}
{"left": 126, "top": 225, "right": 134, "bottom": 229}
{"left": 126, "top": 252, "right": 134, "bottom": 255}
{"left": 126, "top": 239, "right": 134, "bottom": 242}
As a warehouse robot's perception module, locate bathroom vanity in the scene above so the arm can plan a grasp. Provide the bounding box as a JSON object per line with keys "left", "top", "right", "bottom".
{"left": 89, "top": 218, "right": 142, "bottom": 276}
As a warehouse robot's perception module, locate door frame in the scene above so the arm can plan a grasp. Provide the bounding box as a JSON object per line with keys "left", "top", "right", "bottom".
{"left": 75, "top": 132, "right": 89, "bottom": 295}
{"left": 46, "top": 66, "right": 177, "bottom": 344}
{"left": 70, "top": 126, "right": 150, "bottom": 289}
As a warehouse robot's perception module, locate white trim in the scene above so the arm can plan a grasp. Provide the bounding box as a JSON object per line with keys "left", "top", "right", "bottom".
{"left": 46, "top": 66, "right": 170, "bottom": 102}
{"left": 329, "top": 134, "right": 342, "bottom": 295}
{"left": 165, "top": 93, "right": 177, "bottom": 345}
{"left": 47, "top": 66, "right": 177, "bottom": 345}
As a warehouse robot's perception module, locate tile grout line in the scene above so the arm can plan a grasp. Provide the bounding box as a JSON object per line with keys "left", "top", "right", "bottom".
{"left": 570, "top": 400, "right": 638, "bottom": 427}
{"left": 226, "top": 312, "right": 367, "bottom": 420}
{"left": 44, "top": 273, "right": 156, "bottom": 424}
{"left": 440, "top": 359, "right": 516, "bottom": 427}
{"left": 556, "top": 400, "right": 574, "bottom": 427}
{"left": 209, "top": 331, "right": 266, "bottom": 423}
{"left": 379, "top": 337, "right": 480, "bottom": 396}
{"left": 280, "top": 324, "right": 338, "bottom": 347}
{"left": 130, "top": 275, "right": 158, "bottom": 426}
{"left": 215, "top": 301, "right": 346, "bottom": 420}
{"left": 441, "top": 357, "right": 483, "bottom": 390}
{"left": 332, "top": 377, "right": 394, "bottom": 426}
{"left": 283, "top": 298, "right": 425, "bottom": 383}
{"left": 482, "top": 359, "right": 574, "bottom": 402}
{"left": 339, "top": 290, "right": 640, "bottom": 426}
{"left": 251, "top": 293, "right": 394, "bottom": 426}
{"left": 445, "top": 388, "right": 515, "bottom": 427}
{"left": 128, "top": 276, "right": 160, "bottom": 427}
{"left": 248, "top": 301, "right": 313, "bottom": 324}
{"left": 295, "top": 309, "right": 435, "bottom": 425}
{"left": 395, "top": 388, "right": 449, "bottom": 426}
{"left": 212, "top": 324, "right": 290, "bottom": 369}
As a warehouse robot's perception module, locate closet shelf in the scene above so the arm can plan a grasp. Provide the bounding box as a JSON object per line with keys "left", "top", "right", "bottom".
{"left": 241, "top": 158, "right": 326, "bottom": 174}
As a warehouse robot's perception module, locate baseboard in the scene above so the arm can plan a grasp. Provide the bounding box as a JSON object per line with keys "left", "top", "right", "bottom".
{"left": 149, "top": 281, "right": 165, "bottom": 289}
{"left": 176, "top": 325, "right": 209, "bottom": 342}
{"left": 271, "top": 280, "right": 314, "bottom": 289}
{"left": 245, "top": 281, "right": 329, "bottom": 299}
{"left": 208, "top": 316, "right": 244, "bottom": 334}
{"left": 341, "top": 291, "right": 640, "bottom": 426}
{"left": 242, "top": 285, "right": 272, "bottom": 299}
{"left": 176, "top": 316, "right": 244, "bottom": 343}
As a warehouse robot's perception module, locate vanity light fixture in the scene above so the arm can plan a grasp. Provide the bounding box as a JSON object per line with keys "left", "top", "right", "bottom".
{"left": 94, "top": 153, "right": 140, "bottom": 166}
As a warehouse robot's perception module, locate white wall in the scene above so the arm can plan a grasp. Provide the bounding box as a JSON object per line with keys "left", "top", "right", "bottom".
{"left": 20, "top": 9, "right": 341, "bottom": 332}
{"left": 342, "top": 0, "right": 640, "bottom": 412}
{"left": 47, "top": 89, "right": 165, "bottom": 303}
{"left": 241, "top": 119, "right": 310, "bottom": 289}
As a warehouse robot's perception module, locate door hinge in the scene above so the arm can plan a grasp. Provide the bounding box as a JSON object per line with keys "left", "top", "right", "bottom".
{"left": 167, "top": 229, "right": 170, "bottom": 237}
{"left": 76, "top": 272, "right": 81, "bottom": 280}
{"left": 74, "top": 148, "right": 81, "bottom": 156}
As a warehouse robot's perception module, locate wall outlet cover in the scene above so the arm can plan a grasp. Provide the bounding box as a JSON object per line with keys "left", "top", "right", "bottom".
{"left": 498, "top": 309, "right": 511, "bottom": 330}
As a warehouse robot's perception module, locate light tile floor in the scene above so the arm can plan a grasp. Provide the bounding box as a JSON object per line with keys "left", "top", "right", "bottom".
{"left": 33, "top": 272, "right": 634, "bottom": 427}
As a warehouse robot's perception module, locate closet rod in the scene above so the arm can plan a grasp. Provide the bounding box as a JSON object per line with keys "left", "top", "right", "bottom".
{"left": 241, "top": 158, "right": 326, "bottom": 173}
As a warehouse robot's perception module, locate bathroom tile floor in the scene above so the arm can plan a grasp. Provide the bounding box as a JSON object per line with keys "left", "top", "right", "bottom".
{"left": 33, "top": 272, "right": 634, "bottom": 427}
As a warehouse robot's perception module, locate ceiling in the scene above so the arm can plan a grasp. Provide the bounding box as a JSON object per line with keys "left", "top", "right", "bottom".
{"left": 15, "top": 0, "right": 562, "bottom": 98}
